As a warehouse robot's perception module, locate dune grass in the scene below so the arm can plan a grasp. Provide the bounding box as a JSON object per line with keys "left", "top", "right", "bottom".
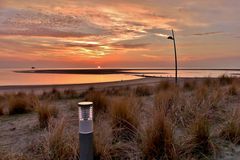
{"left": 135, "top": 85, "right": 152, "bottom": 96}
{"left": 63, "top": 89, "right": 79, "bottom": 99}
{"left": 194, "top": 84, "right": 224, "bottom": 110}
{"left": 155, "top": 89, "right": 179, "bottom": 111}
{"left": 110, "top": 97, "right": 140, "bottom": 142}
{"left": 0, "top": 152, "right": 29, "bottom": 160}
{"left": 50, "top": 88, "right": 62, "bottom": 99}
{"left": 182, "top": 116, "right": 218, "bottom": 158}
{"left": 104, "top": 86, "right": 131, "bottom": 96}
{"left": 142, "top": 109, "right": 177, "bottom": 160}
{"left": 94, "top": 99, "right": 142, "bottom": 159}
{"left": 156, "top": 80, "right": 172, "bottom": 91}
{"left": 221, "top": 109, "right": 240, "bottom": 144}
{"left": 203, "top": 77, "right": 214, "bottom": 87}
{"left": 36, "top": 102, "right": 58, "bottom": 128}
{"left": 219, "top": 74, "right": 234, "bottom": 85}
{"left": 228, "top": 84, "right": 238, "bottom": 96}
{"left": 94, "top": 113, "right": 115, "bottom": 159}
{"left": 41, "top": 88, "right": 62, "bottom": 100}
{"left": 85, "top": 91, "right": 108, "bottom": 117}
{"left": 36, "top": 119, "right": 79, "bottom": 160}
{"left": 183, "top": 80, "right": 197, "bottom": 91}
{"left": 0, "top": 104, "right": 3, "bottom": 115}
{"left": 194, "top": 85, "right": 209, "bottom": 104}
{"left": 7, "top": 94, "right": 34, "bottom": 115}
{"left": 0, "top": 77, "right": 240, "bottom": 159}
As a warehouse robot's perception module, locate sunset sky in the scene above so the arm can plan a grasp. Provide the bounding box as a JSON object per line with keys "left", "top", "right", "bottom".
{"left": 0, "top": 0, "right": 240, "bottom": 68}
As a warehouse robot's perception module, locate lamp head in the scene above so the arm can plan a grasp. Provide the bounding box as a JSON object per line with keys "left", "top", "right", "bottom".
{"left": 167, "top": 36, "right": 174, "bottom": 40}
{"left": 78, "top": 102, "right": 93, "bottom": 121}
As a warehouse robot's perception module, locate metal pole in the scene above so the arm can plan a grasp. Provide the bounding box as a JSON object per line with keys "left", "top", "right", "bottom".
{"left": 171, "top": 29, "right": 178, "bottom": 84}
{"left": 78, "top": 102, "right": 94, "bottom": 160}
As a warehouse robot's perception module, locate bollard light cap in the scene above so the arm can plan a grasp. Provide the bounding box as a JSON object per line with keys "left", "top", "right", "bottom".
{"left": 78, "top": 101, "right": 93, "bottom": 107}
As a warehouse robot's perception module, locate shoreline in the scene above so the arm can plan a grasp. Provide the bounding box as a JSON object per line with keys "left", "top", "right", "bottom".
{"left": 0, "top": 77, "right": 160, "bottom": 93}
{"left": 15, "top": 68, "right": 240, "bottom": 75}
{"left": 0, "top": 76, "right": 236, "bottom": 94}
{"left": 0, "top": 77, "right": 207, "bottom": 94}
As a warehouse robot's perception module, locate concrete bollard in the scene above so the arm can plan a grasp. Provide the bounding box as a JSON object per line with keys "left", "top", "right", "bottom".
{"left": 78, "top": 102, "right": 93, "bottom": 160}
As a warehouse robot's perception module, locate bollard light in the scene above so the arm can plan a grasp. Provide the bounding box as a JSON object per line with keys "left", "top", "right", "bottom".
{"left": 79, "top": 102, "right": 93, "bottom": 134}
{"left": 78, "top": 101, "right": 93, "bottom": 160}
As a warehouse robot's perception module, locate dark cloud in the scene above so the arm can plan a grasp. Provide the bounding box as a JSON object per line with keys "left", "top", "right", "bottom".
{"left": 64, "top": 43, "right": 101, "bottom": 48}
{"left": 0, "top": 8, "right": 108, "bottom": 37}
{"left": 111, "top": 43, "right": 150, "bottom": 49}
{"left": 125, "top": 21, "right": 146, "bottom": 27}
{"left": 0, "top": 27, "right": 92, "bottom": 38}
{"left": 192, "top": 31, "right": 223, "bottom": 36}
{"left": 192, "top": 31, "right": 224, "bottom": 36}
{"left": 145, "top": 28, "right": 169, "bottom": 34}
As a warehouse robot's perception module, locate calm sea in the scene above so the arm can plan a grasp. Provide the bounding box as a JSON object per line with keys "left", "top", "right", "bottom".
{"left": 0, "top": 68, "right": 239, "bottom": 86}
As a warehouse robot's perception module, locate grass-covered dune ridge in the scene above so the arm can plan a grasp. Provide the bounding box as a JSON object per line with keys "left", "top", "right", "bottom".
{"left": 0, "top": 76, "right": 240, "bottom": 159}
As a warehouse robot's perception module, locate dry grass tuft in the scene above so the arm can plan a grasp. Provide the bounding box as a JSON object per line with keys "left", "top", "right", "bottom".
{"left": 36, "top": 119, "right": 79, "bottom": 160}
{"left": 207, "top": 88, "right": 224, "bottom": 109}
{"left": 41, "top": 88, "right": 62, "bottom": 100}
{"left": 7, "top": 94, "right": 34, "bottom": 115}
{"left": 110, "top": 98, "right": 139, "bottom": 142}
{"left": 106, "top": 142, "right": 142, "bottom": 159}
{"left": 94, "top": 113, "right": 114, "bottom": 159}
{"left": 63, "top": 89, "right": 79, "bottom": 99}
{"left": 203, "top": 77, "right": 213, "bottom": 87}
{"left": 194, "top": 85, "right": 223, "bottom": 109}
{"left": 154, "top": 89, "right": 184, "bottom": 126}
{"left": 85, "top": 91, "right": 108, "bottom": 116}
{"left": 50, "top": 88, "right": 62, "bottom": 99}
{"left": 0, "top": 104, "right": 3, "bottom": 115}
{"left": 182, "top": 116, "right": 217, "bottom": 158}
{"left": 79, "top": 86, "right": 95, "bottom": 97}
{"left": 189, "top": 86, "right": 226, "bottom": 125}
{"left": 219, "top": 74, "right": 234, "bottom": 85}
{"left": 0, "top": 151, "right": 29, "bottom": 160}
{"left": 183, "top": 80, "right": 197, "bottom": 91}
{"left": 94, "top": 112, "right": 142, "bottom": 159}
{"left": 194, "top": 85, "right": 209, "bottom": 104}
{"left": 156, "top": 80, "right": 172, "bottom": 91}
{"left": 36, "top": 103, "right": 58, "bottom": 128}
{"left": 221, "top": 109, "right": 240, "bottom": 144}
{"left": 95, "top": 141, "right": 142, "bottom": 159}
{"left": 142, "top": 109, "right": 177, "bottom": 160}
{"left": 227, "top": 84, "right": 238, "bottom": 96}
{"left": 68, "top": 100, "right": 78, "bottom": 111}
{"left": 0, "top": 94, "right": 6, "bottom": 104}
{"left": 135, "top": 85, "right": 152, "bottom": 96}
{"left": 104, "top": 86, "right": 131, "bottom": 96}
{"left": 155, "top": 89, "right": 179, "bottom": 111}
{"left": 166, "top": 95, "right": 198, "bottom": 127}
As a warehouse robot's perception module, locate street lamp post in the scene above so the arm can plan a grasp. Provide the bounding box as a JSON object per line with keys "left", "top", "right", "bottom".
{"left": 167, "top": 29, "right": 178, "bottom": 85}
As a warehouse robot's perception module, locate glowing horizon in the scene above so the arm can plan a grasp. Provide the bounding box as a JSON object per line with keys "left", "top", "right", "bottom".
{"left": 0, "top": 0, "right": 240, "bottom": 68}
